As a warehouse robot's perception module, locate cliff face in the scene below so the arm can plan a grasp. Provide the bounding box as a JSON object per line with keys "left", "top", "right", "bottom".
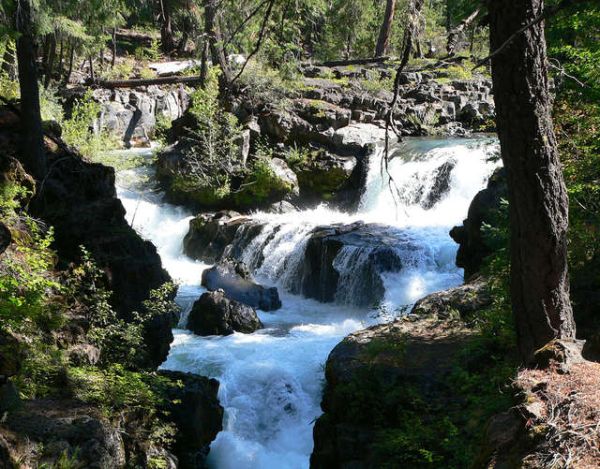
{"left": 0, "top": 106, "right": 223, "bottom": 468}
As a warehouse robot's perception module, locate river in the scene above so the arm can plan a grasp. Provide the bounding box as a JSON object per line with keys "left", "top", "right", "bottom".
{"left": 114, "top": 131, "right": 498, "bottom": 469}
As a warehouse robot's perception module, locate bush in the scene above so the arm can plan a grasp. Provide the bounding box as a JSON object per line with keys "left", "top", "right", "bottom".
{"left": 62, "top": 90, "right": 118, "bottom": 157}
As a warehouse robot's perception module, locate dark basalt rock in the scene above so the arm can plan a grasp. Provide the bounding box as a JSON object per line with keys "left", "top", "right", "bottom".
{"left": 26, "top": 143, "right": 173, "bottom": 367}
{"left": 187, "top": 290, "right": 263, "bottom": 336}
{"left": 450, "top": 167, "right": 507, "bottom": 279}
{"left": 183, "top": 211, "right": 250, "bottom": 263}
{"left": 158, "top": 370, "right": 224, "bottom": 468}
{"left": 1, "top": 400, "right": 127, "bottom": 468}
{"left": 311, "top": 279, "right": 491, "bottom": 468}
{"left": 0, "top": 222, "right": 11, "bottom": 255}
{"left": 421, "top": 159, "right": 456, "bottom": 209}
{"left": 295, "top": 222, "right": 404, "bottom": 307}
{"left": 201, "top": 259, "right": 282, "bottom": 311}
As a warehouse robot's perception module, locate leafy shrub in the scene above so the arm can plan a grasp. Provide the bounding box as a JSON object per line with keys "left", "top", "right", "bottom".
{"left": 62, "top": 90, "right": 118, "bottom": 157}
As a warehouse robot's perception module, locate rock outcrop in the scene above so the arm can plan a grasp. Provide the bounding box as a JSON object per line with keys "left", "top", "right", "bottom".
{"left": 311, "top": 280, "right": 491, "bottom": 468}
{"left": 201, "top": 259, "right": 281, "bottom": 311}
{"left": 187, "top": 290, "right": 263, "bottom": 336}
{"left": 295, "top": 222, "right": 404, "bottom": 306}
{"left": 65, "top": 85, "right": 190, "bottom": 147}
{"left": 158, "top": 370, "right": 224, "bottom": 468}
{"left": 450, "top": 167, "right": 507, "bottom": 279}
{"left": 0, "top": 400, "right": 127, "bottom": 468}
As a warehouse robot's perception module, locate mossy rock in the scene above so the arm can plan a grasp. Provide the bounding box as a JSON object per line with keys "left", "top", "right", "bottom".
{"left": 295, "top": 150, "right": 357, "bottom": 200}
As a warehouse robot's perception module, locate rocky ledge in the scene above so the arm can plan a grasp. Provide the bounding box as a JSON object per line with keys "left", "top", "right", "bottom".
{"left": 310, "top": 279, "right": 491, "bottom": 468}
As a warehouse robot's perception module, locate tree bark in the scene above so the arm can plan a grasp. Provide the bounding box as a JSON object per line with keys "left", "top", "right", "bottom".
{"left": 65, "top": 41, "right": 75, "bottom": 85}
{"left": 112, "top": 28, "right": 117, "bottom": 67}
{"left": 203, "top": 0, "right": 232, "bottom": 88}
{"left": 44, "top": 34, "right": 56, "bottom": 88}
{"left": 15, "top": 0, "right": 46, "bottom": 180}
{"left": 488, "top": 0, "right": 575, "bottom": 362}
{"left": 159, "top": 0, "right": 176, "bottom": 53}
{"left": 375, "top": 0, "right": 397, "bottom": 57}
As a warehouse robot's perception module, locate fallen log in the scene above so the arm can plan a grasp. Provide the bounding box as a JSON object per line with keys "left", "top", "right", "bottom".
{"left": 318, "top": 56, "right": 390, "bottom": 67}
{"left": 91, "top": 75, "right": 203, "bottom": 89}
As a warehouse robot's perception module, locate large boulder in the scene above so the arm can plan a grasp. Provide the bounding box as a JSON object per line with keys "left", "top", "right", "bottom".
{"left": 233, "top": 157, "right": 300, "bottom": 210}
{"left": 293, "top": 222, "right": 404, "bottom": 307}
{"left": 411, "top": 276, "right": 491, "bottom": 319}
{"left": 183, "top": 211, "right": 254, "bottom": 263}
{"left": 295, "top": 149, "right": 359, "bottom": 204}
{"left": 187, "top": 290, "right": 262, "bottom": 336}
{"left": 201, "top": 259, "right": 282, "bottom": 311}
{"left": 158, "top": 370, "right": 224, "bottom": 468}
{"left": 311, "top": 308, "right": 475, "bottom": 468}
{"left": 450, "top": 167, "right": 507, "bottom": 279}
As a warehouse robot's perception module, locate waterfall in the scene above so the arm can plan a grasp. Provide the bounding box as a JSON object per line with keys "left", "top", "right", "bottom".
{"left": 113, "top": 133, "right": 500, "bottom": 469}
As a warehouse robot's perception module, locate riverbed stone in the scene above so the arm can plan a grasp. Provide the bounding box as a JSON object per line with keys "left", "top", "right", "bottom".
{"left": 201, "top": 259, "right": 282, "bottom": 311}
{"left": 187, "top": 290, "right": 262, "bottom": 336}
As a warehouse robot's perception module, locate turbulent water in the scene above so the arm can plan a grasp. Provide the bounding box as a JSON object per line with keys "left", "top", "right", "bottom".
{"left": 115, "top": 133, "right": 499, "bottom": 469}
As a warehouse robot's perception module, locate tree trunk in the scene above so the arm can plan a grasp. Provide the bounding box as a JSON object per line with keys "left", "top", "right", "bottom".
{"left": 65, "top": 41, "right": 75, "bottom": 85}
{"left": 112, "top": 28, "right": 117, "bottom": 67}
{"left": 57, "top": 39, "right": 64, "bottom": 81}
{"left": 203, "top": 0, "right": 232, "bottom": 88}
{"left": 89, "top": 56, "right": 95, "bottom": 82}
{"left": 200, "top": 39, "right": 209, "bottom": 88}
{"left": 160, "top": 0, "right": 176, "bottom": 54}
{"left": 488, "top": 0, "right": 575, "bottom": 362}
{"left": 15, "top": 0, "right": 46, "bottom": 180}
{"left": 447, "top": 7, "right": 480, "bottom": 56}
{"left": 44, "top": 34, "right": 56, "bottom": 88}
{"left": 375, "top": 0, "right": 397, "bottom": 57}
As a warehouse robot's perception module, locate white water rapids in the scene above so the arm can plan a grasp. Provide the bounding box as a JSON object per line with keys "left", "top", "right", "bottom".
{"left": 114, "top": 134, "right": 499, "bottom": 469}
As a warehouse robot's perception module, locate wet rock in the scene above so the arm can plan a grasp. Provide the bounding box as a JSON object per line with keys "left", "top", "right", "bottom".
{"left": 183, "top": 212, "right": 268, "bottom": 264}
{"left": 450, "top": 167, "right": 507, "bottom": 279}
{"left": 421, "top": 159, "right": 456, "bottom": 209}
{"left": 187, "top": 290, "right": 263, "bottom": 336}
{"left": 295, "top": 222, "right": 404, "bottom": 306}
{"left": 201, "top": 259, "right": 282, "bottom": 311}
{"left": 159, "top": 370, "right": 224, "bottom": 468}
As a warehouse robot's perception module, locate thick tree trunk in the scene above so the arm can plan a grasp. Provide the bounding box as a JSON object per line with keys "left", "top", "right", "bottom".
{"left": 488, "top": 0, "right": 575, "bottom": 362}
{"left": 65, "top": 41, "right": 75, "bottom": 84}
{"left": 15, "top": 0, "right": 46, "bottom": 180}
{"left": 375, "top": 0, "right": 397, "bottom": 57}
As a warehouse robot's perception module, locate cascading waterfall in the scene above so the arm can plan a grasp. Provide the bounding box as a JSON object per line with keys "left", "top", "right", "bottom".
{"left": 114, "top": 133, "right": 499, "bottom": 469}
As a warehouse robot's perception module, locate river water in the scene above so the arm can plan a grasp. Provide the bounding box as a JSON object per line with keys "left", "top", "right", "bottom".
{"left": 114, "top": 133, "right": 498, "bottom": 469}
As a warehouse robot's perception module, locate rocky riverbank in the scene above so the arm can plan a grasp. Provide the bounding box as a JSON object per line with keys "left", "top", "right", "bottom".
{"left": 0, "top": 106, "right": 223, "bottom": 468}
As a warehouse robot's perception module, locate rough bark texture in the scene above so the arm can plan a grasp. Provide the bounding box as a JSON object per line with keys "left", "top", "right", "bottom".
{"left": 375, "top": 0, "right": 397, "bottom": 57}
{"left": 488, "top": 0, "right": 575, "bottom": 361}
{"left": 15, "top": 0, "right": 46, "bottom": 180}
{"left": 204, "top": 0, "right": 232, "bottom": 87}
